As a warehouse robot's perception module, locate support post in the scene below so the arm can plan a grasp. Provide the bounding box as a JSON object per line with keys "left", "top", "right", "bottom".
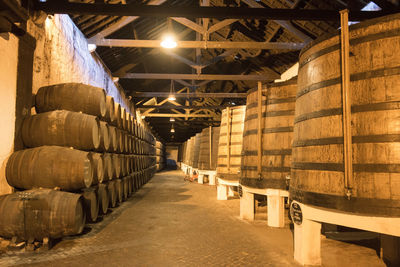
{"left": 228, "top": 186, "right": 235, "bottom": 197}
{"left": 217, "top": 184, "right": 228, "bottom": 200}
{"left": 267, "top": 194, "right": 285, "bottom": 228}
{"left": 198, "top": 173, "right": 204, "bottom": 184}
{"left": 209, "top": 173, "right": 216, "bottom": 185}
{"left": 340, "top": 9, "right": 353, "bottom": 199}
{"left": 240, "top": 190, "right": 255, "bottom": 221}
{"left": 226, "top": 107, "right": 231, "bottom": 171}
{"left": 294, "top": 219, "right": 322, "bottom": 266}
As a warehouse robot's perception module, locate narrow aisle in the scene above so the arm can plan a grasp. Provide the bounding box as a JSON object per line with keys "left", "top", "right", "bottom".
{"left": 0, "top": 170, "right": 383, "bottom": 266}
{"left": 0, "top": 170, "right": 295, "bottom": 266}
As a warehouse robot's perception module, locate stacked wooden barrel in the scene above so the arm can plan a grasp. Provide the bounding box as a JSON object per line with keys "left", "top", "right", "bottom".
{"left": 216, "top": 106, "right": 246, "bottom": 182}
{"left": 198, "top": 126, "right": 220, "bottom": 171}
{"left": 241, "top": 80, "right": 296, "bottom": 190}
{"left": 4, "top": 83, "right": 157, "bottom": 240}
{"left": 155, "top": 140, "right": 165, "bottom": 171}
{"left": 290, "top": 13, "right": 400, "bottom": 216}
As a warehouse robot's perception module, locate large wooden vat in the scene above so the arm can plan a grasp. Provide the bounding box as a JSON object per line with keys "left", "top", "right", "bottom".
{"left": 0, "top": 189, "right": 85, "bottom": 239}
{"left": 6, "top": 146, "right": 93, "bottom": 191}
{"left": 35, "top": 83, "right": 106, "bottom": 118}
{"left": 290, "top": 14, "right": 400, "bottom": 216}
{"left": 241, "top": 80, "right": 296, "bottom": 189}
{"left": 198, "top": 127, "right": 220, "bottom": 170}
{"left": 22, "top": 110, "right": 100, "bottom": 151}
{"left": 190, "top": 133, "right": 202, "bottom": 168}
{"left": 217, "top": 106, "right": 246, "bottom": 181}
{"left": 184, "top": 137, "right": 194, "bottom": 166}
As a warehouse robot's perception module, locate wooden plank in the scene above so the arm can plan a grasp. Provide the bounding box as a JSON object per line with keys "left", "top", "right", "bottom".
{"left": 227, "top": 107, "right": 231, "bottom": 170}
{"left": 257, "top": 81, "right": 263, "bottom": 178}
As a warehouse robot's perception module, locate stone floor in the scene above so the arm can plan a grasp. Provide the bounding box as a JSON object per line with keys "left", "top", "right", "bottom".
{"left": 0, "top": 170, "right": 386, "bottom": 266}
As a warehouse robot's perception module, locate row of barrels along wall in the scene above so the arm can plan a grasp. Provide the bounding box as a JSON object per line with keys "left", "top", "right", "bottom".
{"left": 155, "top": 140, "right": 166, "bottom": 171}
{"left": 180, "top": 13, "right": 400, "bottom": 218}
{"left": 1, "top": 83, "right": 157, "bottom": 241}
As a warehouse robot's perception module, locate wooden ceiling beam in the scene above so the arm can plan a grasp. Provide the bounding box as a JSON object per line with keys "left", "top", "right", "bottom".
{"left": 142, "top": 113, "right": 217, "bottom": 118}
{"left": 90, "top": 39, "right": 305, "bottom": 50}
{"left": 132, "top": 91, "right": 246, "bottom": 98}
{"left": 33, "top": 2, "right": 396, "bottom": 21}
{"left": 137, "top": 104, "right": 234, "bottom": 110}
{"left": 120, "top": 73, "right": 278, "bottom": 81}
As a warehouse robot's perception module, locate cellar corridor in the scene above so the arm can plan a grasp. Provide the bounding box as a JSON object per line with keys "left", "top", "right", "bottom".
{"left": 0, "top": 170, "right": 385, "bottom": 267}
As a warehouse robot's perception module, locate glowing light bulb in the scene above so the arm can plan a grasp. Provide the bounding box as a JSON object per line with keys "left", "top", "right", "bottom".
{"left": 161, "top": 35, "right": 177, "bottom": 49}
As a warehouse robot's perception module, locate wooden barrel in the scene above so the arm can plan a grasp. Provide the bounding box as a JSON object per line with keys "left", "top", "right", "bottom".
{"left": 216, "top": 106, "right": 246, "bottom": 181}
{"left": 98, "top": 121, "right": 110, "bottom": 152}
{"left": 35, "top": 83, "right": 106, "bottom": 118}
{"left": 6, "top": 146, "right": 93, "bottom": 191}
{"left": 290, "top": 13, "right": 400, "bottom": 216}
{"left": 22, "top": 110, "right": 100, "bottom": 151}
{"left": 120, "top": 155, "right": 128, "bottom": 176}
{"left": 121, "top": 107, "right": 127, "bottom": 130}
{"left": 103, "top": 153, "right": 113, "bottom": 181}
{"left": 122, "top": 177, "right": 129, "bottom": 200}
{"left": 108, "top": 125, "right": 118, "bottom": 152}
{"left": 114, "top": 102, "right": 122, "bottom": 128}
{"left": 115, "top": 128, "right": 124, "bottom": 153}
{"left": 90, "top": 153, "right": 105, "bottom": 184}
{"left": 115, "top": 179, "right": 123, "bottom": 203}
{"left": 241, "top": 80, "right": 296, "bottom": 190}
{"left": 111, "top": 153, "right": 121, "bottom": 178}
{"left": 81, "top": 188, "right": 99, "bottom": 222}
{"left": 128, "top": 175, "right": 133, "bottom": 195}
{"left": 198, "top": 126, "right": 220, "bottom": 171}
{"left": 97, "top": 183, "right": 109, "bottom": 215}
{"left": 106, "top": 96, "right": 115, "bottom": 123}
{"left": 0, "top": 189, "right": 85, "bottom": 239}
{"left": 107, "top": 180, "right": 117, "bottom": 208}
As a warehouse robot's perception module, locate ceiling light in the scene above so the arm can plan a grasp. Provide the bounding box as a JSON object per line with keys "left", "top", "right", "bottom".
{"left": 168, "top": 79, "right": 176, "bottom": 101}
{"left": 161, "top": 34, "right": 177, "bottom": 49}
{"left": 168, "top": 95, "right": 176, "bottom": 101}
{"left": 170, "top": 118, "right": 175, "bottom": 122}
{"left": 171, "top": 128, "right": 175, "bottom": 133}
{"left": 112, "top": 77, "right": 119, "bottom": 83}
{"left": 88, "top": 44, "right": 97, "bottom": 53}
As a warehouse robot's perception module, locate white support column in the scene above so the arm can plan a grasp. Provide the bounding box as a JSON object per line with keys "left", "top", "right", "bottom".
{"left": 198, "top": 174, "right": 204, "bottom": 184}
{"left": 240, "top": 190, "right": 254, "bottom": 221}
{"left": 217, "top": 184, "right": 228, "bottom": 200}
{"left": 228, "top": 186, "right": 235, "bottom": 197}
{"left": 209, "top": 173, "right": 216, "bottom": 185}
{"left": 294, "top": 218, "right": 322, "bottom": 266}
{"left": 267, "top": 195, "right": 285, "bottom": 228}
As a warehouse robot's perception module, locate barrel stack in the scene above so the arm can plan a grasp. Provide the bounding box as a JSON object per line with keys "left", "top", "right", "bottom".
{"left": 216, "top": 106, "right": 246, "bottom": 200}
{"left": 3, "top": 83, "right": 157, "bottom": 245}
{"left": 155, "top": 140, "right": 165, "bottom": 171}
{"left": 288, "top": 14, "right": 400, "bottom": 265}
{"left": 239, "top": 80, "right": 296, "bottom": 227}
{"left": 197, "top": 126, "right": 220, "bottom": 185}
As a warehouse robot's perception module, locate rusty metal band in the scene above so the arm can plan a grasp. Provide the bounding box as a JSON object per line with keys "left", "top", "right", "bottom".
{"left": 240, "top": 177, "right": 287, "bottom": 190}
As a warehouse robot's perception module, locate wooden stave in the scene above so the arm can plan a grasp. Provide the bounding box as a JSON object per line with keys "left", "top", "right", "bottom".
{"left": 6, "top": 146, "right": 93, "bottom": 191}
{"left": 0, "top": 189, "right": 85, "bottom": 240}
{"left": 217, "top": 106, "right": 246, "bottom": 181}
{"left": 241, "top": 80, "right": 296, "bottom": 190}
{"left": 22, "top": 110, "right": 101, "bottom": 151}
{"left": 35, "top": 83, "right": 107, "bottom": 118}
{"left": 291, "top": 14, "right": 400, "bottom": 216}
{"left": 115, "top": 179, "right": 123, "bottom": 203}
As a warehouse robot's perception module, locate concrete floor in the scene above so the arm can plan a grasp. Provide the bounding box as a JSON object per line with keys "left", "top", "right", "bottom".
{"left": 0, "top": 170, "right": 386, "bottom": 266}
